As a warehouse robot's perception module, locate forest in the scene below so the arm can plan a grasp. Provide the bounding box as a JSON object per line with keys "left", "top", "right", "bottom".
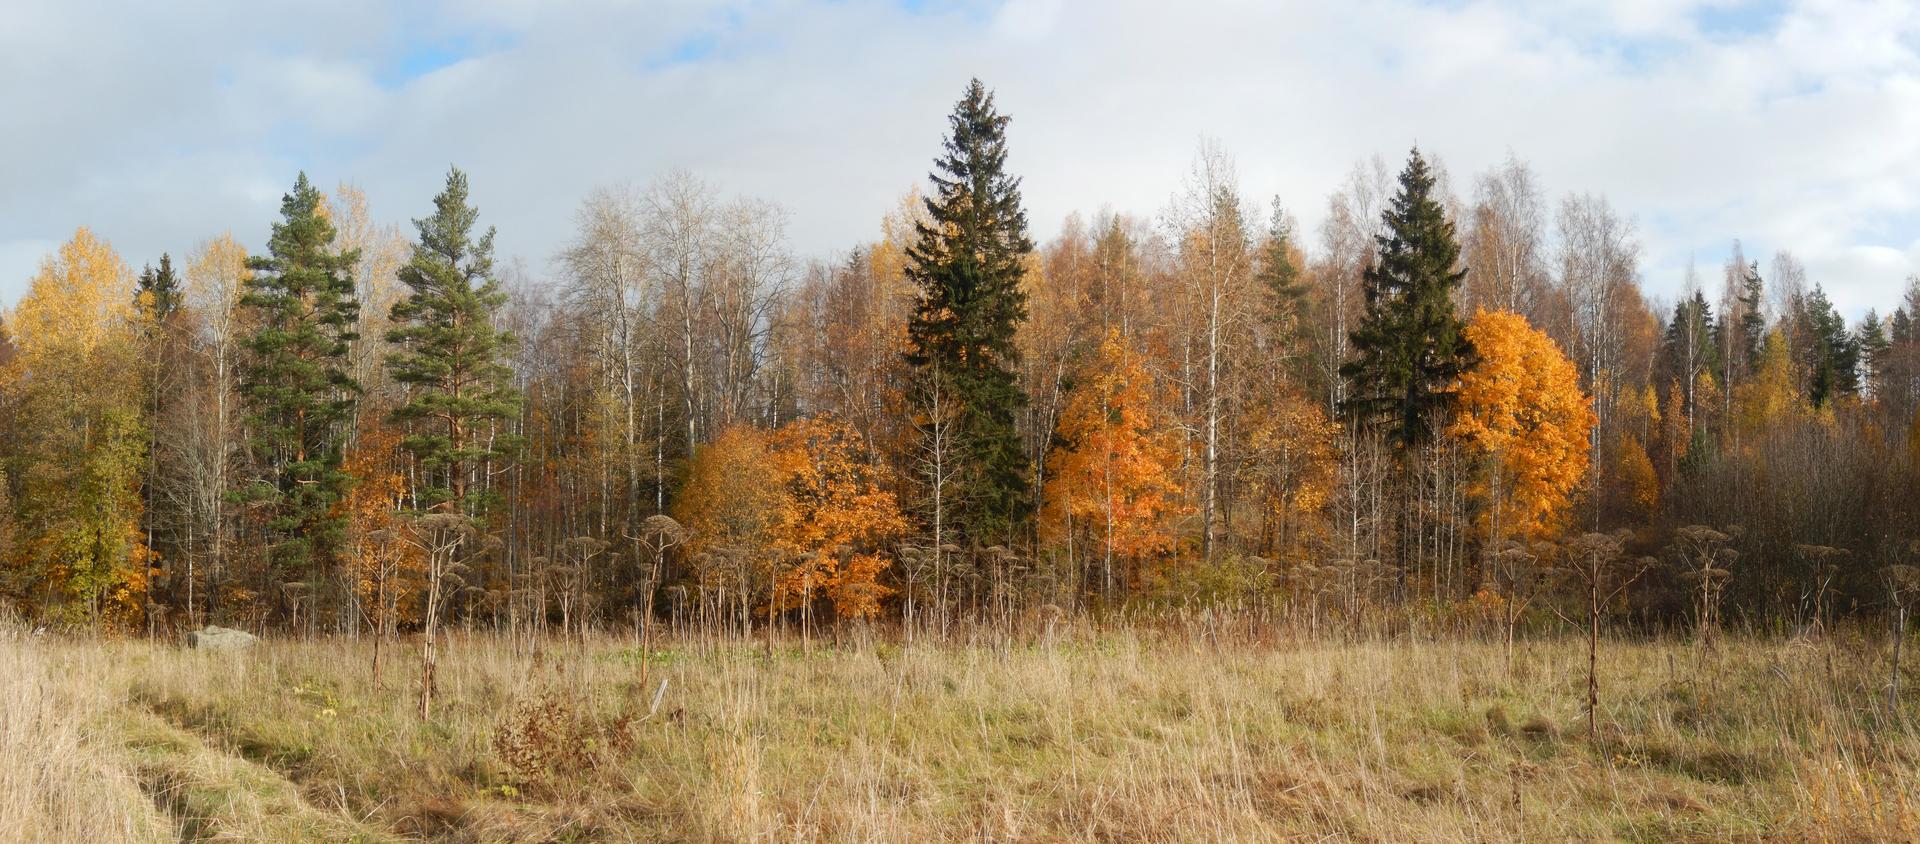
{"left": 6, "top": 75, "right": 1920, "bottom": 841}
{"left": 3, "top": 78, "right": 1917, "bottom": 649}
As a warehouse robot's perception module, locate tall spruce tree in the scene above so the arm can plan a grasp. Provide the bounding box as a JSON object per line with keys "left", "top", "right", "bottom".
{"left": 904, "top": 79, "right": 1034, "bottom": 547}
{"left": 1340, "top": 148, "right": 1476, "bottom": 447}
{"left": 239, "top": 173, "right": 362, "bottom": 591}
{"left": 387, "top": 167, "right": 522, "bottom": 518}
{"left": 135, "top": 253, "right": 186, "bottom": 603}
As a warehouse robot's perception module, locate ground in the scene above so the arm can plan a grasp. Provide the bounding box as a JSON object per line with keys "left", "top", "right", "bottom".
{"left": 2, "top": 623, "right": 1916, "bottom": 842}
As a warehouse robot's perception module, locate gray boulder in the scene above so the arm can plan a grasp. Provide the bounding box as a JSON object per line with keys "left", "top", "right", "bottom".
{"left": 185, "top": 625, "right": 258, "bottom": 651}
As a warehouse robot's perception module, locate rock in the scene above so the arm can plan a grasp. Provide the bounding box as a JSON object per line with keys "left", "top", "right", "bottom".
{"left": 185, "top": 625, "right": 258, "bottom": 651}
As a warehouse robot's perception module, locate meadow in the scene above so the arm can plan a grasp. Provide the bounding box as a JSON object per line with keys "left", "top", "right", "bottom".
{"left": 2, "top": 621, "right": 1916, "bottom": 842}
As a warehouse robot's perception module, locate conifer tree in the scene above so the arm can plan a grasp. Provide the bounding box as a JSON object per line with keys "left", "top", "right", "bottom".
{"left": 135, "top": 253, "right": 188, "bottom": 603}
{"left": 1663, "top": 288, "right": 1719, "bottom": 425}
{"left": 904, "top": 79, "right": 1034, "bottom": 547}
{"left": 1258, "top": 202, "right": 1305, "bottom": 329}
{"left": 1738, "top": 261, "right": 1766, "bottom": 373}
{"left": 1257, "top": 202, "right": 1307, "bottom": 354}
{"left": 1803, "top": 284, "right": 1859, "bottom": 406}
{"left": 1858, "top": 310, "right": 1890, "bottom": 400}
{"left": 135, "top": 253, "right": 182, "bottom": 323}
{"left": 1340, "top": 148, "right": 1475, "bottom": 446}
{"left": 386, "top": 167, "right": 522, "bottom": 518}
{"left": 239, "top": 172, "right": 362, "bottom": 593}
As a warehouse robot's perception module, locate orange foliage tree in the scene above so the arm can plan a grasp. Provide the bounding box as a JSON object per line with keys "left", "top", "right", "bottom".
{"left": 1041, "top": 330, "right": 1185, "bottom": 593}
{"left": 1451, "top": 310, "right": 1595, "bottom": 544}
{"left": 341, "top": 425, "right": 423, "bottom": 685}
{"left": 767, "top": 416, "right": 908, "bottom": 620}
{"left": 674, "top": 418, "right": 908, "bottom": 623}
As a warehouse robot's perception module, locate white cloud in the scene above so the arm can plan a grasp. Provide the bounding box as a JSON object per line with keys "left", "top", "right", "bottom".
{"left": 1, "top": 0, "right": 1916, "bottom": 319}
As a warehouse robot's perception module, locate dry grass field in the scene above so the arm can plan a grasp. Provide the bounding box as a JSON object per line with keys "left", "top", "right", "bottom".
{"left": 3, "top": 621, "right": 1917, "bottom": 842}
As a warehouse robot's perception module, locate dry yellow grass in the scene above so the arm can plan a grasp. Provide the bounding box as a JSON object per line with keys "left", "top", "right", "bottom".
{"left": 3, "top": 622, "right": 1917, "bottom": 842}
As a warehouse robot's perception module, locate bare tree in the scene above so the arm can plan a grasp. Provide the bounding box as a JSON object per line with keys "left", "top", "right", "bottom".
{"left": 1314, "top": 156, "right": 1391, "bottom": 415}
{"left": 1464, "top": 153, "right": 1549, "bottom": 320}
{"left": 645, "top": 170, "right": 718, "bottom": 450}
{"left": 562, "top": 184, "right": 662, "bottom": 560}
{"left": 1167, "top": 140, "right": 1253, "bottom": 562}
{"left": 177, "top": 235, "right": 252, "bottom": 626}
{"left": 1557, "top": 194, "right": 1640, "bottom": 526}
{"left": 407, "top": 513, "right": 480, "bottom": 720}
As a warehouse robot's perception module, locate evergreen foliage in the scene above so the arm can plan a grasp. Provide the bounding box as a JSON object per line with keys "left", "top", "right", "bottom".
{"left": 903, "top": 79, "right": 1035, "bottom": 546}
{"left": 386, "top": 167, "right": 523, "bottom": 518}
{"left": 1339, "top": 148, "right": 1476, "bottom": 447}
{"left": 239, "top": 173, "right": 362, "bottom": 585}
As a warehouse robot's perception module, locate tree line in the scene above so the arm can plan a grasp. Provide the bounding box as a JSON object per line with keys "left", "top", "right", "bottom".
{"left": 3, "top": 78, "right": 1918, "bottom": 648}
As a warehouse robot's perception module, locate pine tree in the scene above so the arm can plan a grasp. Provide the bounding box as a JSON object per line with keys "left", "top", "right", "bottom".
{"left": 386, "top": 167, "right": 523, "bottom": 518}
{"left": 1340, "top": 148, "right": 1476, "bottom": 446}
{"left": 1258, "top": 201, "right": 1306, "bottom": 334}
{"left": 239, "top": 172, "right": 362, "bottom": 593}
{"left": 1803, "top": 284, "right": 1858, "bottom": 407}
{"left": 903, "top": 79, "right": 1034, "bottom": 547}
{"left": 1738, "top": 261, "right": 1766, "bottom": 373}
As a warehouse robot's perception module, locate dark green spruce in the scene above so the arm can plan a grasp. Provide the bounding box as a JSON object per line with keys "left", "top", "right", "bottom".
{"left": 135, "top": 253, "right": 183, "bottom": 323}
{"left": 386, "top": 167, "right": 522, "bottom": 518}
{"left": 1339, "top": 148, "right": 1476, "bottom": 447}
{"left": 904, "top": 79, "right": 1035, "bottom": 548}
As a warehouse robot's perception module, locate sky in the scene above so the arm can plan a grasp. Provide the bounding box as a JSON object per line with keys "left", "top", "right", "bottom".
{"left": 3, "top": 0, "right": 1918, "bottom": 318}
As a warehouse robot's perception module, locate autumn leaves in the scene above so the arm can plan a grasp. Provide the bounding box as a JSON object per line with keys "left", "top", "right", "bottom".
{"left": 675, "top": 417, "right": 905, "bottom": 620}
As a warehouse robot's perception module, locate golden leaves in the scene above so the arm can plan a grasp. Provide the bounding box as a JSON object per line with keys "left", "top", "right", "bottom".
{"left": 1451, "top": 309, "right": 1595, "bottom": 541}
{"left": 1041, "top": 330, "right": 1186, "bottom": 567}
{"left": 675, "top": 417, "right": 907, "bottom": 620}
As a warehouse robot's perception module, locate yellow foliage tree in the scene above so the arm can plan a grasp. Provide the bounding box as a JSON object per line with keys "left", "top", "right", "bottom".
{"left": 1451, "top": 310, "right": 1595, "bottom": 543}
{"left": 1041, "top": 330, "right": 1185, "bottom": 591}
{"left": 767, "top": 416, "right": 908, "bottom": 619}
{"left": 1736, "top": 328, "right": 1800, "bottom": 435}
{"left": 1608, "top": 429, "right": 1660, "bottom": 521}
{"left": 1, "top": 228, "right": 150, "bottom": 627}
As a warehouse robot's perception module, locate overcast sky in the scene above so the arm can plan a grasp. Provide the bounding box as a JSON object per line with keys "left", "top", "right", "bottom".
{"left": 3, "top": 0, "right": 1917, "bottom": 317}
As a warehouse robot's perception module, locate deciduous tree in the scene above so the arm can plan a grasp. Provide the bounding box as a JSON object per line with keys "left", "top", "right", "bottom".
{"left": 1451, "top": 309, "right": 1594, "bottom": 544}
{"left": 1041, "top": 330, "right": 1185, "bottom": 595}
